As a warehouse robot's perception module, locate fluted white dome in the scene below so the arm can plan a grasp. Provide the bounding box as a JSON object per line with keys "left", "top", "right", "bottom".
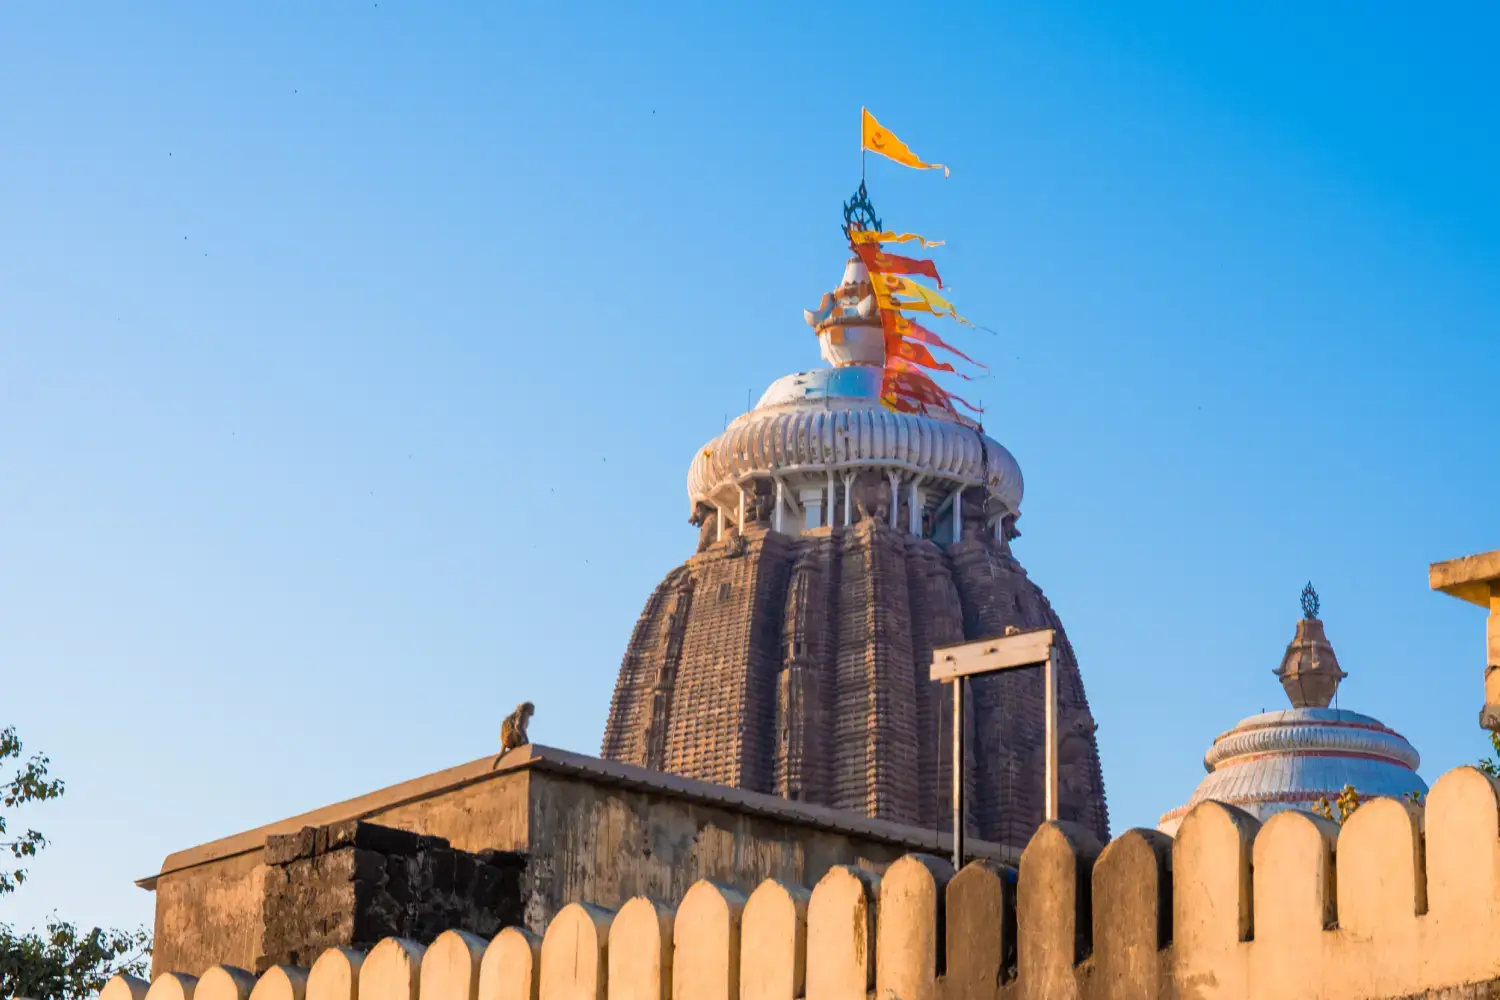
{"left": 687, "top": 365, "right": 1022, "bottom": 518}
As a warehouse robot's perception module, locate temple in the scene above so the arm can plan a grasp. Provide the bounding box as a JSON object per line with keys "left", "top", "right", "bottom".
{"left": 601, "top": 225, "right": 1110, "bottom": 848}
{"left": 1157, "top": 587, "right": 1426, "bottom": 834}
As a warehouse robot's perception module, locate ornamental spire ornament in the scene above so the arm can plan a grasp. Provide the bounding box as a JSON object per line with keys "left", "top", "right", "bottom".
{"left": 1302, "top": 581, "right": 1320, "bottom": 620}
{"left": 1276, "top": 583, "right": 1348, "bottom": 709}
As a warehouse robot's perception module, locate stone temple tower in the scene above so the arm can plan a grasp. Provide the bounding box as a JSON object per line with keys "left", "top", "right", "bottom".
{"left": 601, "top": 248, "right": 1110, "bottom": 849}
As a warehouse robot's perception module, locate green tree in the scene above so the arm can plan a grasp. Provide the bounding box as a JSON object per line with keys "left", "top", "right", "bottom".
{"left": 0, "top": 920, "right": 151, "bottom": 1000}
{"left": 1478, "top": 729, "right": 1500, "bottom": 779}
{"left": 0, "top": 726, "right": 64, "bottom": 896}
{"left": 0, "top": 726, "right": 151, "bottom": 1000}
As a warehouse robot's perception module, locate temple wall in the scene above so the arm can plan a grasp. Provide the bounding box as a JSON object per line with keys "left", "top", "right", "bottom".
{"left": 148, "top": 769, "right": 533, "bottom": 978}
{"left": 121, "top": 765, "right": 1500, "bottom": 1000}
{"left": 142, "top": 746, "right": 1014, "bottom": 981}
{"left": 150, "top": 852, "right": 265, "bottom": 990}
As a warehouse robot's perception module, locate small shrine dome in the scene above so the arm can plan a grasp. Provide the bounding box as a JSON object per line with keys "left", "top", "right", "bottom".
{"left": 1157, "top": 586, "right": 1427, "bottom": 836}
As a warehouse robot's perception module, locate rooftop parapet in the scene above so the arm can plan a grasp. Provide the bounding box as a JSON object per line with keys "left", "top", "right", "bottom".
{"left": 114, "top": 762, "right": 1500, "bottom": 1000}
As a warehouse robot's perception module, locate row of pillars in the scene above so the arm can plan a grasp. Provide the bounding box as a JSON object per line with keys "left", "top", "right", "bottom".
{"left": 715, "top": 472, "right": 1003, "bottom": 542}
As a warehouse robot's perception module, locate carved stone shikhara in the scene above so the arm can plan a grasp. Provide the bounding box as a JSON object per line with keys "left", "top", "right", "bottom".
{"left": 603, "top": 518, "right": 1110, "bottom": 850}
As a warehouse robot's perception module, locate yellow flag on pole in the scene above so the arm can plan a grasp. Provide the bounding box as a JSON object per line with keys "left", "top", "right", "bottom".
{"left": 862, "top": 108, "right": 949, "bottom": 177}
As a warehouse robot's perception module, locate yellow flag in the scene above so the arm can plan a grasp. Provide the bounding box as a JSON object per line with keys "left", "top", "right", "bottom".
{"left": 862, "top": 108, "right": 949, "bottom": 177}
{"left": 849, "top": 229, "right": 946, "bottom": 249}
{"left": 869, "top": 272, "right": 970, "bottom": 325}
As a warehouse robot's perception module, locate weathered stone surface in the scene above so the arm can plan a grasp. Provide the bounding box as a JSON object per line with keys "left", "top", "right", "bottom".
{"left": 943, "top": 860, "right": 1014, "bottom": 1000}
{"left": 142, "top": 762, "right": 1500, "bottom": 1000}
{"left": 100, "top": 974, "right": 151, "bottom": 1000}
{"left": 146, "top": 746, "right": 1016, "bottom": 977}
{"left": 602, "top": 522, "right": 1109, "bottom": 850}
{"left": 256, "top": 821, "right": 526, "bottom": 973}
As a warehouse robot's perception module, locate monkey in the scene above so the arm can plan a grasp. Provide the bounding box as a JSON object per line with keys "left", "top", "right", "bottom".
{"left": 493, "top": 701, "right": 534, "bottom": 768}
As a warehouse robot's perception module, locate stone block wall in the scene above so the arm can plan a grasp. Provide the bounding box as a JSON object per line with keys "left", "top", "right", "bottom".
{"left": 114, "top": 765, "right": 1500, "bottom": 1000}
{"left": 256, "top": 820, "right": 524, "bottom": 971}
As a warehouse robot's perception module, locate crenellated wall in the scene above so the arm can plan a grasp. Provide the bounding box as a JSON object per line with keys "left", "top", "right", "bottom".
{"left": 109, "top": 765, "right": 1500, "bottom": 1000}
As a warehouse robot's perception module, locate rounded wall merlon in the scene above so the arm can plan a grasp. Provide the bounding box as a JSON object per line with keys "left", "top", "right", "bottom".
{"left": 108, "top": 764, "right": 1500, "bottom": 1000}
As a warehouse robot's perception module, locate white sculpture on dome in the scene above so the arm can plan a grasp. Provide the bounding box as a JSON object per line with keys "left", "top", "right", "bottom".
{"left": 803, "top": 256, "right": 884, "bottom": 368}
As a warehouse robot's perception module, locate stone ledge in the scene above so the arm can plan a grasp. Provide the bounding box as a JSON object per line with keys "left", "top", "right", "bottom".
{"left": 140, "top": 744, "right": 1019, "bottom": 890}
{"left": 1431, "top": 549, "right": 1500, "bottom": 606}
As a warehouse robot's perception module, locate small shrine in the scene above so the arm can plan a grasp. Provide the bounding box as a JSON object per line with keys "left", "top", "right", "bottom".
{"left": 1157, "top": 585, "right": 1426, "bottom": 835}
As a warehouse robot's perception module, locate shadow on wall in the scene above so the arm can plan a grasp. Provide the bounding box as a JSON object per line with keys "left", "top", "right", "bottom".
{"left": 103, "top": 765, "right": 1500, "bottom": 1000}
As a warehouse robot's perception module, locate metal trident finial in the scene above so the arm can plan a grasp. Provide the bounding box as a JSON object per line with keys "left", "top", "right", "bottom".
{"left": 1301, "top": 581, "right": 1320, "bottom": 620}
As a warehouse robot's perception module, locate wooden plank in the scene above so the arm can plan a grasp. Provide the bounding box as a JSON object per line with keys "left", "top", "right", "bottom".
{"left": 1043, "top": 649, "right": 1058, "bottom": 821}
{"left": 929, "top": 629, "right": 1056, "bottom": 682}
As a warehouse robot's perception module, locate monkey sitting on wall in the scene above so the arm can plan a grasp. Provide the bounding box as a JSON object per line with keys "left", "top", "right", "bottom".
{"left": 492, "top": 701, "right": 534, "bottom": 768}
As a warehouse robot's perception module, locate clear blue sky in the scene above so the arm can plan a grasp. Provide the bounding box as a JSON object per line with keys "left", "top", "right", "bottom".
{"left": 3, "top": 3, "right": 1498, "bottom": 936}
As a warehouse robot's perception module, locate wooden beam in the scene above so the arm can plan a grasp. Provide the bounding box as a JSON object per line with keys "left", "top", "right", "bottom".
{"left": 930, "top": 629, "right": 1057, "bottom": 682}
{"left": 1431, "top": 550, "right": 1500, "bottom": 608}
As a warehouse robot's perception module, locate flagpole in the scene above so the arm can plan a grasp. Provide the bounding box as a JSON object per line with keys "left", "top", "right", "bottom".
{"left": 860, "top": 107, "right": 866, "bottom": 183}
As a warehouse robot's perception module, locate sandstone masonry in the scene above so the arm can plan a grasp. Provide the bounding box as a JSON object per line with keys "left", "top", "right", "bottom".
{"left": 257, "top": 820, "right": 524, "bottom": 971}
{"left": 603, "top": 520, "right": 1110, "bottom": 848}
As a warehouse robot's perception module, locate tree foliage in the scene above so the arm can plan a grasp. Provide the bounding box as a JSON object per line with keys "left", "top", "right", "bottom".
{"left": 0, "top": 726, "right": 65, "bottom": 896}
{"left": 0, "top": 725, "right": 151, "bottom": 1000}
{"left": 0, "top": 920, "right": 151, "bottom": 1000}
{"left": 1478, "top": 729, "right": 1500, "bottom": 779}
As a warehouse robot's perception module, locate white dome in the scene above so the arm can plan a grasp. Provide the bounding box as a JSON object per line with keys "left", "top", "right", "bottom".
{"left": 1158, "top": 705, "right": 1426, "bottom": 837}
{"left": 688, "top": 366, "right": 1023, "bottom": 518}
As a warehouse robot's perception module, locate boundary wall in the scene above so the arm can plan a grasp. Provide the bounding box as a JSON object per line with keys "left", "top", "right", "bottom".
{"left": 100, "top": 765, "right": 1500, "bottom": 1000}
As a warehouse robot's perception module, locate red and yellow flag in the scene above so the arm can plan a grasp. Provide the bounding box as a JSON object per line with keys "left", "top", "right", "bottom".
{"left": 881, "top": 367, "right": 951, "bottom": 413}
{"left": 887, "top": 360, "right": 983, "bottom": 413}
{"left": 862, "top": 108, "right": 949, "bottom": 177}
{"left": 881, "top": 311, "right": 985, "bottom": 368}
{"left": 853, "top": 243, "right": 943, "bottom": 287}
{"left": 849, "top": 229, "right": 946, "bottom": 250}
{"left": 885, "top": 333, "right": 965, "bottom": 377}
{"left": 869, "top": 273, "right": 970, "bottom": 325}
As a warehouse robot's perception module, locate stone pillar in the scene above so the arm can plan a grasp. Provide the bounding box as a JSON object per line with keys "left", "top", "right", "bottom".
{"left": 952, "top": 488, "right": 964, "bottom": 542}
{"left": 799, "top": 486, "right": 824, "bottom": 532}
{"left": 827, "top": 468, "right": 837, "bottom": 527}
{"left": 842, "top": 472, "right": 855, "bottom": 526}
{"left": 908, "top": 481, "right": 923, "bottom": 536}
{"left": 774, "top": 480, "right": 787, "bottom": 535}
{"left": 888, "top": 473, "right": 901, "bottom": 531}
{"left": 1431, "top": 551, "right": 1500, "bottom": 729}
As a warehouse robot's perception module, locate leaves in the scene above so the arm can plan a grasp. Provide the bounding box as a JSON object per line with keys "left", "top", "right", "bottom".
{"left": 1479, "top": 730, "right": 1500, "bottom": 778}
{"left": 0, "top": 918, "right": 151, "bottom": 1000}
{"left": 0, "top": 725, "right": 154, "bottom": 999}
{"left": 1311, "top": 784, "right": 1363, "bottom": 824}
{"left": 0, "top": 726, "right": 65, "bottom": 898}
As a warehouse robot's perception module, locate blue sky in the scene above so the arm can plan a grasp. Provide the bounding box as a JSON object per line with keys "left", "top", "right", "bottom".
{"left": 2, "top": 3, "right": 1497, "bottom": 935}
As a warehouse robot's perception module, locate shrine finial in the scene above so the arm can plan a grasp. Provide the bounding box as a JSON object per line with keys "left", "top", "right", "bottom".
{"left": 841, "top": 180, "right": 881, "bottom": 241}
{"left": 1301, "top": 582, "right": 1320, "bottom": 620}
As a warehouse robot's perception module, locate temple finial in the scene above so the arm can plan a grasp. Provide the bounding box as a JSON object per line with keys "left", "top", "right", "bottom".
{"left": 1276, "top": 585, "right": 1346, "bottom": 709}
{"left": 841, "top": 180, "right": 881, "bottom": 241}
{"left": 1301, "top": 581, "right": 1320, "bottom": 620}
